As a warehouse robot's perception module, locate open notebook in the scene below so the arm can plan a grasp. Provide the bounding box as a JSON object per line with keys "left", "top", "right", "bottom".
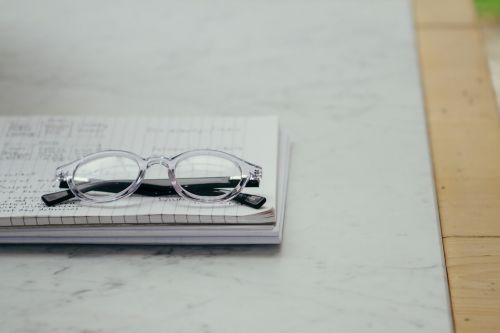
{"left": 0, "top": 116, "right": 290, "bottom": 244}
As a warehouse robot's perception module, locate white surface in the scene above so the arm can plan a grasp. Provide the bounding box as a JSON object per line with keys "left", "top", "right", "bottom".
{"left": 0, "top": 0, "right": 453, "bottom": 332}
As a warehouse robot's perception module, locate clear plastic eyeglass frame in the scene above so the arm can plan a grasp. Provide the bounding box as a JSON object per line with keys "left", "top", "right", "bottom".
{"left": 54, "top": 149, "right": 263, "bottom": 204}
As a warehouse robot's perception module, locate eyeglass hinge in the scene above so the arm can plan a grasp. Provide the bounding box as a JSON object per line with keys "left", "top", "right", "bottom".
{"left": 251, "top": 167, "right": 262, "bottom": 180}
{"left": 55, "top": 168, "right": 69, "bottom": 181}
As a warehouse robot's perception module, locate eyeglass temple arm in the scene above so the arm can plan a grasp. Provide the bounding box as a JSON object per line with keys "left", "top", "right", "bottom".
{"left": 58, "top": 177, "right": 259, "bottom": 190}
{"left": 41, "top": 178, "right": 265, "bottom": 209}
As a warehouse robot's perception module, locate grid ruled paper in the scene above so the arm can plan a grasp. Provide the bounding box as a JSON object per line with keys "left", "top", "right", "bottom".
{"left": 0, "top": 116, "right": 278, "bottom": 226}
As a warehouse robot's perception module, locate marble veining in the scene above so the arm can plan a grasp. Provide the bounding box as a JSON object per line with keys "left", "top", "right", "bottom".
{"left": 0, "top": 0, "right": 453, "bottom": 332}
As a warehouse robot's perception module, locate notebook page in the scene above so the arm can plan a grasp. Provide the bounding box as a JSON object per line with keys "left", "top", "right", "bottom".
{"left": 0, "top": 116, "right": 278, "bottom": 226}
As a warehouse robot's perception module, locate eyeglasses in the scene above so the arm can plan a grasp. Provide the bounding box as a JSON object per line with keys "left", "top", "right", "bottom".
{"left": 41, "top": 149, "right": 265, "bottom": 209}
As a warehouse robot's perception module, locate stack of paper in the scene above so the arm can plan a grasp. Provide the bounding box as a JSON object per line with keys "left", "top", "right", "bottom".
{"left": 0, "top": 116, "right": 290, "bottom": 244}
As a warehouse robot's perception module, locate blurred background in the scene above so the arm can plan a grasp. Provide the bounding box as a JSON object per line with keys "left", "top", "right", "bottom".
{"left": 477, "top": 0, "right": 500, "bottom": 108}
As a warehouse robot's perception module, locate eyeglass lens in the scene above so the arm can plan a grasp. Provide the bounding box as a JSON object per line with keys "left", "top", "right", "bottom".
{"left": 175, "top": 155, "right": 242, "bottom": 197}
{"left": 73, "top": 156, "right": 141, "bottom": 199}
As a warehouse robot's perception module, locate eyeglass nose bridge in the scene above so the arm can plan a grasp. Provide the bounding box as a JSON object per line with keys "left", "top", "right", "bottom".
{"left": 146, "top": 155, "right": 172, "bottom": 170}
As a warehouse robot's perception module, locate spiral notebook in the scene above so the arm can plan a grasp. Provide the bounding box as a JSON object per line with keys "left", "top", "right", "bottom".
{"left": 0, "top": 116, "right": 290, "bottom": 244}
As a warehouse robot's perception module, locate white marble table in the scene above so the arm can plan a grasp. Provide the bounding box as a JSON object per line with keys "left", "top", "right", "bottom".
{"left": 0, "top": 0, "right": 453, "bottom": 332}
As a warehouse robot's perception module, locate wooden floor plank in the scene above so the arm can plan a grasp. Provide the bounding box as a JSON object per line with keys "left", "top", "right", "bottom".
{"left": 417, "top": 27, "right": 500, "bottom": 237}
{"left": 445, "top": 238, "right": 500, "bottom": 333}
{"left": 415, "top": 0, "right": 500, "bottom": 332}
{"left": 414, "top": 0, "right": 477, "bottom": 26}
